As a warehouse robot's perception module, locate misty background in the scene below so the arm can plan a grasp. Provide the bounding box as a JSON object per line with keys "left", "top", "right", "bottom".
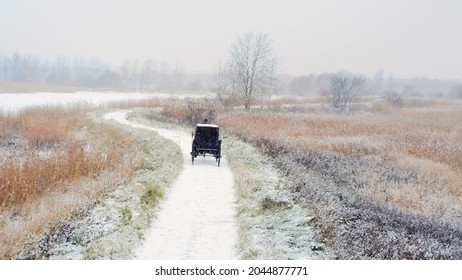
{"left": 1, "top": 0, "right": 461, "bottom": 98}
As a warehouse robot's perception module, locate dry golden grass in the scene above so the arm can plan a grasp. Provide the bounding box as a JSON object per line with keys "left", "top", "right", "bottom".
{"left": 261, "top": 95, "right": 329, "bottom": 107}
{"left": 217, "top": 103, "right": 462, "bottom": 222}
{"left": 1, "top": 105, "right": 91, "bottom": 142}
{"left": 212, "top": 99, "right": 462, "bottom": 258}
{"left": 136, "top": 96, "right": 462, "bottom": 223}
{"left": 2, "top": 106, "right": 91, "bottom": 207}
{"left": 0, "top": 140, "right": 129, "bottom": 208}
{"left": 402, "top": 98, "right": 457, "bottom": 107}
{"left": 0, "top": 105, "right": 138, "bottom": 258}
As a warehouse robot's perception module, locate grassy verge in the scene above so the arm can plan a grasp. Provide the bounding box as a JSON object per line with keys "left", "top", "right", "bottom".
{"left": 223, "top": 134, "right": 334, "bottom": 259}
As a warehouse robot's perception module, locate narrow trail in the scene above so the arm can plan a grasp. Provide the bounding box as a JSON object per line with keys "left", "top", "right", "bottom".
{"left": 104, "top": 111, "right": 238, "bottom": 259}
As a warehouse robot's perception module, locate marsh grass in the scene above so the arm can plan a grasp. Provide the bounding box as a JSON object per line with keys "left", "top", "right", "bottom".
{"left": 0, "top": 106, "right": 136, "bottom": 208}
{"left": 215, "top": 99, "right": 462, "bottom": 259}
{"left": 0, "top": 105, "right": 139, "bottom": 258}
{"left": 217, "top": 107, "right": 462, "bottom": 219}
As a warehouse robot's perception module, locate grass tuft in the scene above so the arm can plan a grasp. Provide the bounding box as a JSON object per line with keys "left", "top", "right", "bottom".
{"left": 260, "top": 197, "right": 289, "bottom": 212}
{"left": 120, "top": 206, "right": 133, "bottom": 226}
{"left": 140, "top": 183, "right": 164, "bottom": 207}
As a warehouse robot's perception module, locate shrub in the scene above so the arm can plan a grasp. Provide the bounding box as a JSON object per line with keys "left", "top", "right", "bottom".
{"left": 384, "top": 91, "right": 403, "bottom": 107}
{"left": 161, "top": 98, "right": 222, "bottom": 125}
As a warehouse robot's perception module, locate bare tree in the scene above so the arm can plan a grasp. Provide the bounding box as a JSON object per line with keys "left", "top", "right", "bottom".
{"left": 218, "top": 32, "right": 277, "bottom": 110}
{"left": 328, "top": 71, "right": 365, "bottom": 112}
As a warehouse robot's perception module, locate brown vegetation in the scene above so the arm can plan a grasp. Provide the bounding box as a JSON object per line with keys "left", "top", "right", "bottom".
{"left": 0, "top": 106, "right": 129, "bottom": 208}
{"left": 217, "top": 106, "right": 462, "bottom": 221}
{"left": 0, "top": 105, "right": 137, "bottom": 258}
{"left": 157, "top": 96, "right": 462, "bottom": 259}
{"left": 160, "top": 98, "right": 222, "bottom": 126}
{"left": 2, "top": 95, "right": 461, "bottom": 259}
{"left": 218, "top": 102, "right": 462, "bottom": 259}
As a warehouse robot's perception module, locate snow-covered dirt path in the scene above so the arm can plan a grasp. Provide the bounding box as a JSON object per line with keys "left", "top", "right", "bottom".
{"left": 104, "top": 111, "right": 238, "bottom": 259}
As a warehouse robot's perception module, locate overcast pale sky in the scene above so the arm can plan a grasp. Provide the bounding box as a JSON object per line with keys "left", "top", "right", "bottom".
{"left": 0, "top": 0, "right": 460, "bottom": 79}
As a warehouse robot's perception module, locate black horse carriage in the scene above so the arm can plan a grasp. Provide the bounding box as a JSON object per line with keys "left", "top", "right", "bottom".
{"left": 190, "top": 122, "right": 222, "bottom": 167}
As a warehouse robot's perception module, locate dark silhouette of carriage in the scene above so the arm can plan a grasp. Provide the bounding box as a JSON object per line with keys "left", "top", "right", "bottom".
{"left": 190, "top": 122, "right": 222, "bottom": 167}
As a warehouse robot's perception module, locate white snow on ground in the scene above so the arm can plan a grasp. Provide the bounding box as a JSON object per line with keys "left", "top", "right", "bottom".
{"left": 104, "top": 111, "right": 238, "bottom": 259}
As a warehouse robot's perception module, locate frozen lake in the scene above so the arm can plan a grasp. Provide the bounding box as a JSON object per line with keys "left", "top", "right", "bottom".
{"left": 0, "top": 91, "right": 211, "bottom": 112}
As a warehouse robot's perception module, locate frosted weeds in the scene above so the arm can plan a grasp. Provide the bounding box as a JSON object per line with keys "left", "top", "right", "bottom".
{"left": 324, "top": 136, "right": 383, "bottom": 157}
{"left": 224, "top": 135, "right": 334, "bottom": 259}
{"left": 14, "top": 112, "right": 182, "bottom": 259}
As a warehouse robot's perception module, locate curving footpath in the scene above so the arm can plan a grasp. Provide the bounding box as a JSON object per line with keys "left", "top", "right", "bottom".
{"left": 104, "top": 111, "right": 238, "bottom": 259}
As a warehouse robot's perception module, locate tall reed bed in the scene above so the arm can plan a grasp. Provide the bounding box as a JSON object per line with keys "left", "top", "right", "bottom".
{"left": 217, "top": 108, "right": 462, "bottom": 220}
{"left": 0, "top": 140, "right": 127, "bottom": 207}
{"left": 213, "top": 102, "right": 462, "bottom": 259}
{"left": 0, "top": 106, "right": 127, "bottom": 207}
{"left": 0, "top": 104, "right": 139, "bottom": 258}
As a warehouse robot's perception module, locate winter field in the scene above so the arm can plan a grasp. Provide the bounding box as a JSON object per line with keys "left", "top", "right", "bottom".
{"left": 151, "top": 96, "right": 462, "bottom": 259}
{"left": 1, "top": 92, "right": 461, "bottom": 259}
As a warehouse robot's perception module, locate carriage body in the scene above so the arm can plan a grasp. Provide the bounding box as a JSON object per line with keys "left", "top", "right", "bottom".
{"left": 190, "top": 124, "right": 222, "bottom": 166}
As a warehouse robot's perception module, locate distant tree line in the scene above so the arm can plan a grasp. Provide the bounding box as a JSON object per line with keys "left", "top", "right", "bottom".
{"left": 0, "top": 53, "right": 208, "bottom": 91}
{"left": 286, "top": 71, "right": 461, "bottom": 100}
{"left": 2, "top": 52, "right": 460, "bottom": 102}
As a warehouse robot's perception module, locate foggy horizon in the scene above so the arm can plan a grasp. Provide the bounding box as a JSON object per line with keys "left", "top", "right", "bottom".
{"left": 1, "top": 0, "right": 461, "bottom": 80}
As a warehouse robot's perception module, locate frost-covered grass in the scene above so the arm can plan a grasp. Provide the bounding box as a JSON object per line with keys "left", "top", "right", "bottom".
{"left": 0, "top": 106, "right": 135, "bottom": 258}
{"left": 218, "top": 107, "right": 462, "bottom": 223}
{"left": 13, "top": 96, "right": 455, "bottom": 259}
{"left": 217, "top": 103, "right": 462, "bottom": 259}
{"left": 0, "top": 105, "right": 151, "bottom": 207}
{"left": 223, "top": 134, "right": 334, "bottom": 259}
{"left": 1, "top": 109, "right": 182, "bottom": 259}
{"left": 117, "top": 97, "right": 462, "bottom": 259}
